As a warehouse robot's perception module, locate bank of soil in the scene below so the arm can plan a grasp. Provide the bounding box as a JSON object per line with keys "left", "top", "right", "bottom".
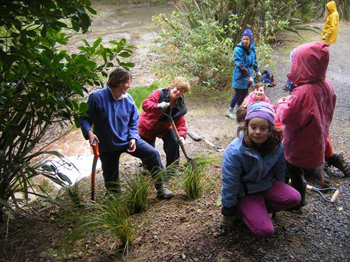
{"left": 0, "top": 3, "right": 349, "bottom": 261}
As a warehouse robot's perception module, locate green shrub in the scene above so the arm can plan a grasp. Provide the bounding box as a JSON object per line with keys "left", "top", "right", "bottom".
{"left": 152, "top": 0, "right": 300, "bottom": 88}
{"left": 0, "top": 0, "right": 135, "bottom": 218}
{"left": 153, "top": 12, "right": 237, "bottom": 88}
{"left": 255, "top": 40, "right": 277, "bottom": 74}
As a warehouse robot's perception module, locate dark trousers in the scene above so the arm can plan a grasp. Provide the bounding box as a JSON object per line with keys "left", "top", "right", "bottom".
{"left": 99, "top": 139, "right": 164, "bottom": 192}
{"left": 141, "top": 129, "right": 180, "bottom": 168}
{"left": 229, "top": 88, "right": 249, "bottom": 109}
{"left": 286, "top": 161, "right": 322, "bottom": 205}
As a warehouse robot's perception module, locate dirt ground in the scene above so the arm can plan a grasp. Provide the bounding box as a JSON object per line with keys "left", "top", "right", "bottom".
{"left": 1, "top": 4, "right": 350, "bottom": 262}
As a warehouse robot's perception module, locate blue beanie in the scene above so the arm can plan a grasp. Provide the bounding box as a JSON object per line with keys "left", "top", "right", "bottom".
{"left": 242, "top": 29, "right": 253, "bottom": 41}
{"left": 245, "top": 102, "right": 274, "bottom": 124}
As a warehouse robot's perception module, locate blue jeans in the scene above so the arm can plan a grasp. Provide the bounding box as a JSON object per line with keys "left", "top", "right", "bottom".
{"left": 99, "top": 139, "right": 163, "bottom": 192}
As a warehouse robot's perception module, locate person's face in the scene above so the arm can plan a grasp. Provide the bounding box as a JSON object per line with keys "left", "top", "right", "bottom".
{"left": 117, "top": 77, "right": 132, "bottom": 95}
{"left": 253, "top": 86, "right": 265, "bottom": 101}
{"left": 248, "top": 118, "right": 270, "bottom": 146}
{"left": 242, "top": 36, "right": 251, "bottom": 47}
{"left": 170, "top": 87, "right": 185, "bottom": 99}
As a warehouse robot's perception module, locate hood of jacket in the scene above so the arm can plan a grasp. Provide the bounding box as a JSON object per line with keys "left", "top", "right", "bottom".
{"left": 326, "top": 1, "right": 337, "bottom": 14}
{"left": 288, "top": 42, "right": 329, "bottom": 86}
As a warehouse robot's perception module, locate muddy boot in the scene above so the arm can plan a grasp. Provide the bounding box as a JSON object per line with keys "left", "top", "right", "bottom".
{"left": 220, "top": 216, "right": 236, "bottom": 233}
{"left": 156, "top": 185, "right": 174, "bottom": 200}
{"left": 328, "top": 153, "right": 350, "bottom": 177}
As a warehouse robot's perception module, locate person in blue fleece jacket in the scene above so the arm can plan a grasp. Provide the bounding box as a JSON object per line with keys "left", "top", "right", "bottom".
{"left": 81, "top": 68, "right": 174, "bottom": 199}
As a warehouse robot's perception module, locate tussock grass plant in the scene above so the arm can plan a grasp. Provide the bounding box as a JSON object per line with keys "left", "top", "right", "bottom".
{"left": 64, "top": 182, "right": 84, "bottom": 207}
{"left": 121, "top": 171, "right": 152, "bottom": 214}
{"left": 87, "top": 194, "right": 137, "bottom": 249}
{"left": 181, "top": 165, "right": 203, "bottom": 200}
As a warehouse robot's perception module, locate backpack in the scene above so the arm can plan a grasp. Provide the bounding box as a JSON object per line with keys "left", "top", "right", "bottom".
{"left": 283, "top": 79, "right": 296, "bottom": 93}
{"left": 261, "top": 70, "right": 276, "bottom": 87}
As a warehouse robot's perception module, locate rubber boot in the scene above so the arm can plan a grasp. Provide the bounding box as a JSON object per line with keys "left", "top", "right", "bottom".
{"left": 328, "top": 153, "right": 350, "bottom": 177}
{"left": 289, "top": 171, "right": 307, "bottom": 210}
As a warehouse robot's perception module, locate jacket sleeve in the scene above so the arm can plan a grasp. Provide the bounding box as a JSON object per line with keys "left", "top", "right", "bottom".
{"left": 221, "top": 148, "right": 242, "bottom": 208}
{"left": 142, "top": 89, "right": 161, "bottom": 113}
{"left": 323, "top": 14, "right": 337, "bottom": 37}
{"left": 80, "top": 94, "right": 96, "bottom": 140}
{"left": 128, "top": 101, "right": 140, "bottom": 140}
{"left": 272, "top": 146, "right": 286, "bottom": 182}
{"left": 175, "top": 115, "right": 187, "bottom": 139}
{"left": 234, "top": 48, "right": 249, "bottom": 76}
{"left": 275, "top": 87, "right": 312, "bottom": 130}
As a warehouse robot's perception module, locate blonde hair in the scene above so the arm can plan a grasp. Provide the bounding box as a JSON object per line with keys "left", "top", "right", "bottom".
{"left": 170, "top": 77, "right": 191, "bottom": 93}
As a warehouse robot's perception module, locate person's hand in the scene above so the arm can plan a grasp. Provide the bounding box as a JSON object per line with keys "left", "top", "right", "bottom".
{"left": 277, "top": 96, "right": 289, "bottom": 104}
{"left": 322, "top": 34, "right": 327, "bottom": 40}
{"left": 248, "top": 76, "right": 253, "bottom": 85}
{"left": 127, "top": 139, "right": 136, "bottom": 153}
{"left": 88, "top": 131, "right": 99, "bottom": 146}
{"left": 177, "top": 136, "right": 185, "bottom": 146}
{"left": 157, "top": 102, "right": 170, "bottom": 111}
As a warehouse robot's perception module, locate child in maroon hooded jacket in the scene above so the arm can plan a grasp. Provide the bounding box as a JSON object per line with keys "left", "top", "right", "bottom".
{"left": 275, "top": 42, "right": 336, "bottom": 209}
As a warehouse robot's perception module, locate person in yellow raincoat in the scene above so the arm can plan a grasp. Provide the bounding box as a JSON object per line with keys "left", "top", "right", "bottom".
{"left": 321, "top": 1, "right": 339, "bottom": 45}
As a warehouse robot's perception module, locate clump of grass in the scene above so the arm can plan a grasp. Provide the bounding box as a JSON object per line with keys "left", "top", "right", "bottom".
{"left": 121, "top": 171, "right": 152, "bottom": 214}
{"left": 89, "top": 195, "right": 137, "bottom": 249}
{"left": 181, "top": 165, "right": 203, "bottom": 200}
{"left": 64, "top": 182, "right": 84, "bottom": 207}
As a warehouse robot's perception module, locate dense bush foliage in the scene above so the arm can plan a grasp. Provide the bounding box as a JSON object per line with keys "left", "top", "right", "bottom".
{"left": 152, "top": 0, "right": 350, "bottom": 88}
{"left": 153, "top": 12, "right": 237, "bottom": 87}
{"left": 0, "top": 0, "right": 134, "bottom": 217}
{"left": 153, "top": 0, "right": 289, "bottom": 87}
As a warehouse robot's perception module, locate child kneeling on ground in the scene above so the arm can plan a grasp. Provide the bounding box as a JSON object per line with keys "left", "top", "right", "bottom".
{"left": 221, "top": 102, "right": 300, "bottom": 238}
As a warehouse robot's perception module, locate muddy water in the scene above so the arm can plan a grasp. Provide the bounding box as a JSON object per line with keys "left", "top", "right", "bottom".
{"left": 46, "top": 4, "right": 175, "bottom": 186}
{"left": 90, "top": 4, "right": 175, "bottom": 32}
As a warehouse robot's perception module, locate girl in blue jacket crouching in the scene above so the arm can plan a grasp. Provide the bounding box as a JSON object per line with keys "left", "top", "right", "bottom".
{"left": 221, "top": 102, "right": 300, "bottom": 238}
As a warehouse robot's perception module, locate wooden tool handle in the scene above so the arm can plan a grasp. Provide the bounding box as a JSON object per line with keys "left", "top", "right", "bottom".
{"left": 306, "top": 184, "right": 314, "bottom": 190}
{"left": 170, "top": 120, "right": 181, "bottom": 139}
{"left": 330, "top": 190, "right": 341, "bottom": 203}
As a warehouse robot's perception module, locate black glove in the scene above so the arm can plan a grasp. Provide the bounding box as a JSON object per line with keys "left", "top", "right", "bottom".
{"left": 221, "top": 206, "right": 238, "bottom": 216}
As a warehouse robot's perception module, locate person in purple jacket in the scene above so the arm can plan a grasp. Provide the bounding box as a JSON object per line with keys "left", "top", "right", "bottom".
{"left": 81, "top": 68, "right": 174, "bottom": 199}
